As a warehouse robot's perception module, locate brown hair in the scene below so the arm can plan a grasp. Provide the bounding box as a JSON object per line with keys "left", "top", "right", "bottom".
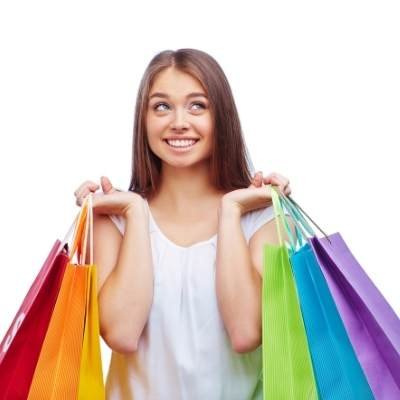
{"left": 128, "top": 48, "right": 254, "bottom": 199}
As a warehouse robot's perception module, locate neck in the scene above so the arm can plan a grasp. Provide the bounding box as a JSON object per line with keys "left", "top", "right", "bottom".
{"left": 151, "top": 161, "right": 224, "bottom": 212}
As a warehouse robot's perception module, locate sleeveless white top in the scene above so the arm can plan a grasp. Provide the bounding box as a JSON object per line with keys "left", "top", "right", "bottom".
{"left": 105, "top": 198, "right": 277, "bottom": 400}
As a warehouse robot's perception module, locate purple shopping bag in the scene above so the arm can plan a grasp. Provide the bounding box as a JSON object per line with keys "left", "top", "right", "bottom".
{"left": 310, "top": 234, "right": 400, "bottom": 399}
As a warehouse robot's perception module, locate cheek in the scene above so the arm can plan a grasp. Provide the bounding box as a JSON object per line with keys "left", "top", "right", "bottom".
{"left": 194, "top": 116, "right": 214, "bottom": 138}
{"left": 146, "top": 114, "right": 167, "bottom": 136}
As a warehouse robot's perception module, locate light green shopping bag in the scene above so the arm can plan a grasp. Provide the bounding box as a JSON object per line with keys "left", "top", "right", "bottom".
{"left": 262, "top": 186, "right": 318, "bottom": 399}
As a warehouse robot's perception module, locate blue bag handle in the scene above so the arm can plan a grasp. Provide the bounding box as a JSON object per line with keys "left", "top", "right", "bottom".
{"left": 279, "top": 193, "right": 332, "bottom": 245}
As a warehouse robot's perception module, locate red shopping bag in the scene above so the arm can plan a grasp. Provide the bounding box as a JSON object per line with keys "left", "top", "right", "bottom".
{"left": 0, "top": 213, "right": 81, "bottom": 399}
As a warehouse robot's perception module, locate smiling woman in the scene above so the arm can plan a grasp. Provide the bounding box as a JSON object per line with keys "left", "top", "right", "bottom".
{"left": 72, "top": 48, "right": 293, "bottom": 400}
{"left": 129, "top": 50, "right": 254, "bottom": 200}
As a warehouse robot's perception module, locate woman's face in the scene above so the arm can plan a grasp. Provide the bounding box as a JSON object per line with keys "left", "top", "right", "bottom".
{"left": 146, "top": 67, "right": 214, "bottom": 168}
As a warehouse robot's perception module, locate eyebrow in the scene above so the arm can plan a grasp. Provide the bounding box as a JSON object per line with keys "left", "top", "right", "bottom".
{"left": 149, "top": 92, "right": 208, "bottom": 100}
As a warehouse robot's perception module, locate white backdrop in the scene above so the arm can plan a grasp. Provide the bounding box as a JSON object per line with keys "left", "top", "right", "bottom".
{"left": 1, "top": 0, "right": 399, "bottom": 378}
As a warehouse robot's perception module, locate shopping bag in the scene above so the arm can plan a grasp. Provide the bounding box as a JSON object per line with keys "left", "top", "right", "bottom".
{"left": 282, "top": 193, "right": 400, "bottom": 399}
{"left": 28, "top": 194, "right": 105, "bottom": 399}
{"left": 0, "top": 218, "right": 79, "bottom": 398}
{"left": 27, "top": 264, "right": 89, "bottom": 399}
{"left": 262, "top": 187, "right": 318, "bottom": 399}
{"left": 77, "top": 265, "right": 105, "bottom": 399}
{"left": 279, "top": 194, "right": 374, "bottom": 399}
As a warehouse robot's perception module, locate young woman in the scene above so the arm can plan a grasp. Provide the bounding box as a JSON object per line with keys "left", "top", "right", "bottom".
{"left": 74, "top": 48, "right": 293, "bottom": 399}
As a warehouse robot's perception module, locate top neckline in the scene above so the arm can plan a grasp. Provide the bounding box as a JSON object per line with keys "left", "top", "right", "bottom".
{"left": 144, "top": 198, "right": 218, "bottom": 250}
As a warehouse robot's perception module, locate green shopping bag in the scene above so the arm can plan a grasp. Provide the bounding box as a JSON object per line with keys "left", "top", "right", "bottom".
{"left": 262, "top": 186, "right": 318, "bottom": 399}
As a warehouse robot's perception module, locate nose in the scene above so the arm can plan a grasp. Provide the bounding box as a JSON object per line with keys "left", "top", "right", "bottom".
{"left": 170, "top": 108, "right": 190, "bottom": 132}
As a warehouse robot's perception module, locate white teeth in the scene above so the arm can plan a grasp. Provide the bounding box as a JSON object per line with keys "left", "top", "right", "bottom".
{"left": 166, "top": 139, "right": 197, "bottom": 148}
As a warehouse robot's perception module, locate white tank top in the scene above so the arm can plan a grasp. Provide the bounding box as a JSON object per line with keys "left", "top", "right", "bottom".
{"left": 105, "top": 198, "right": 276, "bottom": 400}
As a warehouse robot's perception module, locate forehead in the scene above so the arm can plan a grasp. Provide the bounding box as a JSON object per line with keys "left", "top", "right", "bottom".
{"left": 149, "top": 68, "right": 207, "bottom": 99}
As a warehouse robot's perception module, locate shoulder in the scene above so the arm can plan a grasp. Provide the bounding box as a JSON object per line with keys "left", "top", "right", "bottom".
{"left": 241, "top": 205, "right": 276, "bottom": 243}
{"left": 246, "top": 206, "right": 295, "bottom": 277}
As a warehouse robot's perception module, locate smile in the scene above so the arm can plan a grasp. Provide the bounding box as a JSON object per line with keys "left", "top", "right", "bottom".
{"left": 163, "top": 139, "right": 199, "bottom": 150}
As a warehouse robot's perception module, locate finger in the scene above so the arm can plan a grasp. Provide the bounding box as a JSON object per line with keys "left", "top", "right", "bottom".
{"left": 74, "top": 180, "right": 93, "bottom": 195}
{"left": 263, "top": 172, "right": 287, "bottom": 181}
{"left": 75, "top": 184, "right": 99, "bottom": 200}
{"left": 76, "top": 196, "right": 83, "bottom": 207}
{"left": 266, "top": 180, "right": 285, "bottom": 194}
{"left": 77, "top": 180, "right": 98, "bottom": 193}
{"left": 76, "top": 188, "right": 99, "bottom": 207}
{"left": 248, "top": 171, "right": 261, "bottom": 188}
{"left": 101, "top": 176, "right": 116, "bottom": 194}
{"left": 74, "top": 181, "right": 99, "bottom": 197}
{"left": 263, "top": 174, "right": 289, "bottom": 188}
{"left": 75, "top": 189, "right": 92, "bottom": 207}
{"left": 264, "top": 175, "right": 285, "bottom": 185}
{"left": 253, "top": 171, "right": 263, "bottom": 187}
{"left": 75, "top": 188, "right": 87, "bottom": 200}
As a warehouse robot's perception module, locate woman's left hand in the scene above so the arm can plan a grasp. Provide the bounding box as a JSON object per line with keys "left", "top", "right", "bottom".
{"left": 221, "top": 171, "right": 292, "bottom": 216}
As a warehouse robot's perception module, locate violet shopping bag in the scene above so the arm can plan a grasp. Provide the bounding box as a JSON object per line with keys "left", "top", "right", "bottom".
{"left": 28, "top": 193, "right": 105, "bottom": 399}
{"left": 282, "top": 193, "right": 400, "bottom": 399}
{"left": 262, "top": 186, "right": 318, "bottom": 399}
{"left": 0, "top": 216, "right": 79, "bottom": 399}
{"left": 278, "top": 194, "right": 374, "bottom": 399}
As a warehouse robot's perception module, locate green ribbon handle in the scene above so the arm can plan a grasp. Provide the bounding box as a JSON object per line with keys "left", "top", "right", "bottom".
{"left": 278, "top": 194, "right": 313, "bottom": 249}
{"left": 269, "top": 185, "right": 298, "bottom": 253}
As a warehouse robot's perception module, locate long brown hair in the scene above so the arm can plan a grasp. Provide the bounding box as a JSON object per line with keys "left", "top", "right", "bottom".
{"left": 128, "top": 48, "right": 254, "bottom": 199}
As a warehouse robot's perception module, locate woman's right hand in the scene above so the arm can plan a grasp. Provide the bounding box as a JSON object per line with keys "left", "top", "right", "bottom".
{"left": 74, "top": 176, "right": 144, "bottom": 217}
{"left": 74, "top": 176, "right": 115, "bottom": 207}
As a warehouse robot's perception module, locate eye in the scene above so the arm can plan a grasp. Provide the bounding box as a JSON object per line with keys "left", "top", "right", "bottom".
{"left": 153, "top": 102, "right": 169, "bottom": 111}
{"left": 191, "top": 102, "right": 206, "bottom": 110}
{"left": 152, "top": 101, "right": 206, "bottom": 112}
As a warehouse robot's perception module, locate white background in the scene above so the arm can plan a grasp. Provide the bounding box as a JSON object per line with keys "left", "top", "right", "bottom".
{"left": 1, "top": 0, "right": 399, "bottom": 378}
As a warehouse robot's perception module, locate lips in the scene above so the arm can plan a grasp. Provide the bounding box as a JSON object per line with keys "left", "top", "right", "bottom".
{"left": 163, "top": 139, "right": 200, "bottom": 145}
{"left": 163, "top": 137, "right": 199, "bottom": 141}
{"left": 163, "top": 138, "right": 199, "bottom": 150}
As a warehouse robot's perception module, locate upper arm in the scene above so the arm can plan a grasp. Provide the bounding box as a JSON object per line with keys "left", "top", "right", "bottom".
{"left": 248, "top": 215, "right": 297, "bottom": 277}
{"left": 84, "top": 213, "right": 123, "bottom": 293}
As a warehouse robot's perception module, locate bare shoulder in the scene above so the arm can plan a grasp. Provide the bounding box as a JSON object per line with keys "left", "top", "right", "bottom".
{"left": 84, "top": 213, "right": 123, "bottom": 292}
{"left": 248, "top": 215, "right": 297, "bottom": 277}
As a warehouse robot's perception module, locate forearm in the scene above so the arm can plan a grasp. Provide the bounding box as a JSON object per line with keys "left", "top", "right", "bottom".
{"left": 99, "top": 202, "right": 153, "bottom": 352}
{"left": 215, "top": 199, "right": 261, "bottom": 352}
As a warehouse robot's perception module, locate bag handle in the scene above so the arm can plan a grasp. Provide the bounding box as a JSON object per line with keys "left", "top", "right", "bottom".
{"left": 276, "top": 194, "right": 310, "bottom": 250}
{"left": 269, "top": 185, "right": 298, "bottom": 252}
{"left": 69, "top": 194, "right": 94, "bottom": 265}
{"left": 80, "top": 193, "right": 93, "bottom": 265}
{"left": 280, "top": 193, "right": 332, "bottom": 245}
{"left": 270, "top": 185, "right": 324, "bottom": 253}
